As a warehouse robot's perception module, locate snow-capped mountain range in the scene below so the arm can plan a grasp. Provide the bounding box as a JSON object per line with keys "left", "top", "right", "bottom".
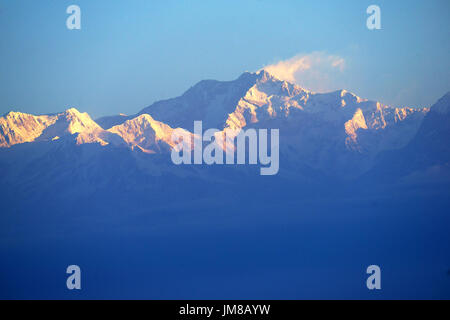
{"left": 0, "top": 70, "right": 448, "bottom": 179}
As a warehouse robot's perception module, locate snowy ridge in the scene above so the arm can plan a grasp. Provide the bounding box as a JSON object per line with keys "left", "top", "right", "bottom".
{"left": 0, "top": 70, "right": 439, "bottom": 178}
{"left": 108, "top": 114, "right": 192, "bottom": 154}
{"left": 0, "top": 111, "right": 58, "bottom": 147}
{"left": 430, "top": 91, "right": 450, "bottom": 114}
{"left": 0, "top": 108, "right": 103, "bottom": 147}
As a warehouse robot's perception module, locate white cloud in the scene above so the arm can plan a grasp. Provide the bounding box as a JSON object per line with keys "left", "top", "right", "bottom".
{"left": 261, "top": 52, "right": 346, "bottom": 92}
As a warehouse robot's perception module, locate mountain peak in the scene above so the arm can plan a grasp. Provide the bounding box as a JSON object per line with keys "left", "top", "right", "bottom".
{"left": 108, "top": 114, "right": 178, "bottom": 153}
{"left": 3, "top": 110, "right": 30, "bottom": 119}
{"left": 237, "top": 69, "right": 280, "bottom": 84}
{"left": 56, "top": 108, "right": 101, "bottom": 135}
{"left": 64, "top": 107, "right": 82, "bottom": 115}
{"left": 255, "top": 69, "right": 277, "bottom": 81}
{"left": 131, "top": 113, "right": 156, "bottom": 123}
{"left": 0, "top": 111, "right": 57, "bottom": 147}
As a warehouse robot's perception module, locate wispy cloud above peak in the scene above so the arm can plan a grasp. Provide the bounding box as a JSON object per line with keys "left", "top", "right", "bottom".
{"left": 261, "top": 52, "right": 346, "bottom": 92}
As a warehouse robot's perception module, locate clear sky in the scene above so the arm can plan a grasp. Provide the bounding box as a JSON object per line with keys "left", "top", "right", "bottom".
{"left": 0, "top": 0, "right": 449, "bottom": 118}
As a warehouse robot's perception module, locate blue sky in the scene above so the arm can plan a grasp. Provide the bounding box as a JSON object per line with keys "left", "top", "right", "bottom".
{"left": 0, "top": 0, "right": 449, "bottom": 118}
